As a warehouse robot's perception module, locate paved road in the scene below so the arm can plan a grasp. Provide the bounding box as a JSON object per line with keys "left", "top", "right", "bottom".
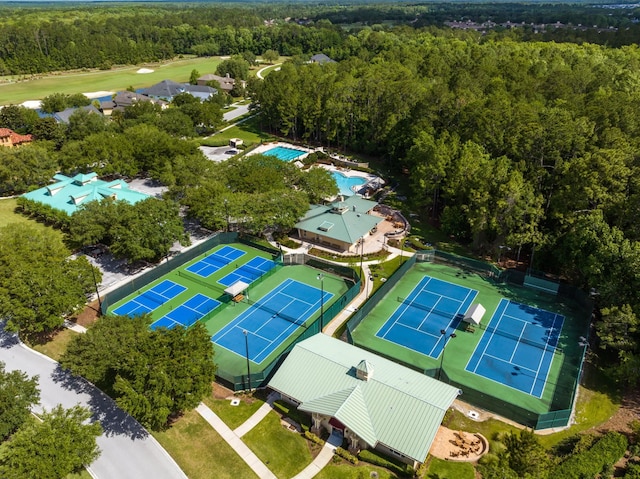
{"left": 0, "top": 327, "right": 188, "bottom": 479}
{"left": 223, "top": 103, "right": 250, "bottom": 122}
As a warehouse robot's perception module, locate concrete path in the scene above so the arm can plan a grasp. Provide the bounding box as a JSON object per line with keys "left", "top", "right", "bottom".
{"left": 196, "top": 403, "right": 277, "bottom": 479}
{"left": 256, "top": 63, "right": 282, "bottom": 80}
{"left": 234, "top": 391, "right": 278, "bottom": 438}
{"left": 0, "top": 326, "right": 187, "bottom": 479}
{"left": 291, "top": 430, "right": 342, "bottom": 479}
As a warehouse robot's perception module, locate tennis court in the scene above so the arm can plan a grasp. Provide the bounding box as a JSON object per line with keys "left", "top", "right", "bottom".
{"left": 211, "top": 279, "right": 333, "bottom": 363}
{"left": 218, "top": 257, "right": 276, "bottom": 287}
{"left": 112, "top": 280, "right": 186, "bottom": 317}
{"left": 466, "top": 299, "right": 564, "bottom": 397}
{"left": 186, "top": 245, "right": 245, "bottom": 277}
{"left": 375, "top": 276, "right": 477, "bottom": 358}
{"left": 150, "top": 293, "right": 221, "bottom": 330}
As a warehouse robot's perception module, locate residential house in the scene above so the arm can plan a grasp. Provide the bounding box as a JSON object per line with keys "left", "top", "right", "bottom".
{"left": 196, "top": 73, "right": 239, "bottom": 93}
{"left": 100, "top": 91, "right": 167, "bottom": 115}
{"left": 268, "top": 334, "right": 461, "bottom": 469}
{"left": 53, "top": 105, "right": 102, "bottom": 124}
{"left": 0, "top": 128, "right": 33, "bottom": 147}
{"left": 139, "top": 80, "right": 187, "bottom": 102}
{"left": 310, "top": 53, "right": 336, "bottom": 65}
{"left": 294, "top": 195, "right": 383, "bottom": 252}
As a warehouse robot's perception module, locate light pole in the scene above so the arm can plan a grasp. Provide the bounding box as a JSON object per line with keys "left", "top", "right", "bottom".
{"left": 243, "top": 330, "right": 251, "bottom": 391}
{"left": 437, "top": 329, "right": 457, "bottom": 381}
{"left": 317, "top": 273, "right": 325, "bottom": 331}
{"left": 359, "top": 237, "right": 365, "bottom": 281}
{"left": 224, "top": 198, "right": 229, "bottom": 233}
{"left": 91, "top": 266, "right": 102, "bottom": 312}
{"left": 498, "top": 245, "right": 511, "bottom": 266}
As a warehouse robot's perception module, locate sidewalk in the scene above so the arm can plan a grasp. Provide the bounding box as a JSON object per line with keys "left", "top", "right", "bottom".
{"left": 196, "top": 403, "right": 277, "bottom": 479}
{"left": 290, "top": 430, "right": 343, "bottom": 479}
{"left": 234, "top": 391, "right": 277, "bottom": 437}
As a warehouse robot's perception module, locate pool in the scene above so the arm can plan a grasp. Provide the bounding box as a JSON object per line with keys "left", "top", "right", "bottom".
{"left": 332, "top": 171, "right": 367, "bottom": 196}
{"left": 263, "top": 146, "right": 306, "bottom": 162}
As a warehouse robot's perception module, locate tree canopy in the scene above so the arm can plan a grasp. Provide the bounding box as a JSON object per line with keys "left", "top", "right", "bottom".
{"left": 60, "top": 314, "right": 216, "bottom": 430}
{"left": 0, "top": 363, "right": 39, "bottom": 441}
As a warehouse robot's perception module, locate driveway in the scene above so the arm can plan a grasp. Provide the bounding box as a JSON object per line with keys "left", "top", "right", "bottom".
{"left": 0, "top": 327, "right": 187, "bottom": 479}
{"left": 223, "top": 103, "right": 250, "bottom": 122}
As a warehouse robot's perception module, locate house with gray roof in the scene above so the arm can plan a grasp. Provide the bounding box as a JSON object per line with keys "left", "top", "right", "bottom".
{"left": 22, "top": 173, "right": 150, "bottom": 215}
{"left": 295, "top": 195, "right": 383, "bottom": 252}
{"left": 196, "top": 73, "right": 240, "bottom": 93}
{"left": 268, "top": 334, "right": 461, "bottom": 468}
{"left": 140, "top": 79, "right": 187, "bottom": 101}
{"left": 183, "top": 84, "right": 218, "bottom": 101}
{"left": 53, "top": 105, "right": 102, "bottom": 124}
{"left": 310, "top": 53, "right": 336, "bottom": 65}
{"left": 100, "top": 91, "right": 167, "bottom": 115}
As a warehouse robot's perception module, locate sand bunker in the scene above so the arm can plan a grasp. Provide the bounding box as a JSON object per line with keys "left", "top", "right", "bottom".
{"left": 137, "top": 68, "right": 154, "bottom": 74}
{"left": 21, "top": 100, "right": 41, "bottom": 109}
{"left": 82, "top": 91, "right": 114, "bottom": 99}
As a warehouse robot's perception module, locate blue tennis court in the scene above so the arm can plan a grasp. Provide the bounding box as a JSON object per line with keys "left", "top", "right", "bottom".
{"left": 211, "top": 279, "right": 332, "bottom": 363}
{"left": 150, "top": 294, "right": 221, "bottom": 330}
{"left": 113, "top": 280, "right": 186, "bottom": 317}
{"left": 466, "top": 299, "right": 564, "bottom": 397}
{"left": 218, "top": 257, "right": 276, "bottom": 287}
{"left": 376, "top": 276, "right": 478, "bottom": 358}
{"left": 186, "top": 246, "right": 246, "bottom": 277}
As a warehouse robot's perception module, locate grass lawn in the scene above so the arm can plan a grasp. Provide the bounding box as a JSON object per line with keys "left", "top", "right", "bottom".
{"left": 201, "top": 115, "right": 274, "bottom": 147}
{"left": 152, "top": 409, "right": 258, "bottom": 479}
{"left": 29, "top": 329, "right": 80, "bottom": 362}
{"left": 0, "top": 198, "right": 61, "bottom": 236}
{"left": 315, "top": 462, "right": 401, "bottom": 479}
{"left": 201, "top": 394, "right": 264, "bottom": 430}
{"left": 242, "top": 410, "right": 312, "bottom": 479}
{"left": 426, "top": 457, "right": 475, "bottom": 479}
{"left": 0, "top": 56, "right": 223, "bottom": 105}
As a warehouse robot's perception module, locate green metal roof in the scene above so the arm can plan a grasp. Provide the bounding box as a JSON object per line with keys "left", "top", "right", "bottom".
{"left": 295, "top": 196, "right": 382, "bottom": 244}
{"left": 268, "top": 334, "right": 461, "bottom": 462}
{"left": 22, "top": 173, "right": 150, "bottom": 215}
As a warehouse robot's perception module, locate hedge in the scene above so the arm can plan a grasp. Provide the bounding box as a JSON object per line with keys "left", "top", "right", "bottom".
{"left": 358, "top": 449, "right": 414, "bottom": 477}
{"left": 553, "top": 431, "right": 628, "bottom": 479}
{"left": 335, "top": 447, "right": 358, "bottom": 464}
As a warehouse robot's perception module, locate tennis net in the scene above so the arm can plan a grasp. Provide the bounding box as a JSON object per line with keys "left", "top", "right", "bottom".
{"left": 202, "top": 254, "right": 230, "bottom": 268}
{"left": 397, "top": 296, "right": 458, "bottom": 319}
{"left": 139, "top": 290, "right": 167, "bottom": 306}
{"left": 479, "top": 323, "right": 563, "bottom": 354}
{"left": 177, "top": 270, "right": 224, "bottom": 293}
{"left": 246, "top": 298, "right": 307, "bottom": 327}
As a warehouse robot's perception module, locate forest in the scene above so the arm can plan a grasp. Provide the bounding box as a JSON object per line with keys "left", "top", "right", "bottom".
{"left": 2, "top": 2, "right": 640, "bottom": 75}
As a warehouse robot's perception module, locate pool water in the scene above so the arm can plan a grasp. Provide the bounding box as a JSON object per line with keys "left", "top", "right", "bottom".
{"left": 332, "top": 171, "right": 367, "bottom": 196}
{"left": 263, "top": 146, "right": 306, "bottom": 162}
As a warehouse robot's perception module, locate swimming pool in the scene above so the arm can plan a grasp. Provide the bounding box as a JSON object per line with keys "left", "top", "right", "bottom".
{"left": 332, "top": 171, "right": 367, "bottom": 196}
{"left": 263, "top": 146, "right": 306, "bottom": 162}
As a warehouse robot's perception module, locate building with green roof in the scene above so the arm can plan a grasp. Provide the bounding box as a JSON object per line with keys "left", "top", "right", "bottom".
{"left": 294, "top": 196, "right": 383, "bottom": 252}
{"left": 22, "top": 173, "right": 150, "bottom": 215}
{"left": 268, "top": 334, "right": 461, "bottom": 468}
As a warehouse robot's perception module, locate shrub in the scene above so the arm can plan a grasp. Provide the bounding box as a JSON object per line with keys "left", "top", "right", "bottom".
{"left": 358, "top": 449, "right": 414, "bottom": 477}
{"left": 335, "top": 447, "right": 358, "bottom": 464}
{"left": 304, "top": 430, "right": 324, "bottom": 446}
{"left": 553, "top": 431, "right": 628, "bottom": 479}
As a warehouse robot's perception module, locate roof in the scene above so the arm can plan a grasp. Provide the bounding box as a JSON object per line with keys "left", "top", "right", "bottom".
{"left": 140, "top": 80, "right": 186, "bottom": 100}
{"left": 53, "top": 105, "right": 102, "bottom": 124}
{"left": 268, "top": 334, "right": 460, "bottom": 462}
{"left": 295, "top": 195, "right": 382, "bottom": 245}
{"left": 310, "top": 53, "right": 336, "bottom": 64}
{"left": 197, "top": 74, "right": 235, "bottom": 90}
{"left": 0, "top": 128, "right": 33, "bottom": 145}
{"left": 21, "top": 173, "right": 150, "bottom": 215}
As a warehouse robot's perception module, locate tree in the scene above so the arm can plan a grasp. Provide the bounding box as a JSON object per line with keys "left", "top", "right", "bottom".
{"left": 0, "top": 224, "right": 100, "bottom": 340}
{"left": 216, "top": 56, "right": 250, "bottom": 81}
{"left": 262, "top": 49, "right": 279, "bottom": 64}
{"left": 0, "top": 363, "right": 39, "bottom": 441}
{"left": 31, "top": 117, "right": 66, "bottom": 145}
{"left": 0, "top": 405, "right": 102, "bottom": 479}
{"left": 189, "top": 68, "right": 200, "bottom": 85}
{"left": 66, "top": 108, "right": 106, "bottom": 140}
{"left": 0, "top": 105, "right": 38, "bottom": 133}
{"left": 503, "top": 429, "right": 551, "bottom": 478}
{"left": 0, "top": 144, "right": 57, "bottom": 195}
{"left": 156, "top": 108, "right": 195, "bottom": 138}
{"left": 296, "top": 166, "right": 338, "bottom": 203}
{"left": 61, "top": 315, "right": 215, "bottom": 430}
{"left": 110, "top": 198, "right": 189, "bottom": 263}
{"left": 40, "top": 93, "right": 68, "bottom": 114}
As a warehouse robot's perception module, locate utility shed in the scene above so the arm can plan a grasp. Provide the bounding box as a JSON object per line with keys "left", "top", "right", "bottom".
{"left": 463, "top": 304, "right": 486, "bottom": 326}
{"left": 268, "top": 334, "right": 461, "bottom": 469}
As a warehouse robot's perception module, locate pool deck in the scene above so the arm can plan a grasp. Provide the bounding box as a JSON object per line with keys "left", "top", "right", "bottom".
{"left": 248, "top": 142, "right": 313, "bottom": 162}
